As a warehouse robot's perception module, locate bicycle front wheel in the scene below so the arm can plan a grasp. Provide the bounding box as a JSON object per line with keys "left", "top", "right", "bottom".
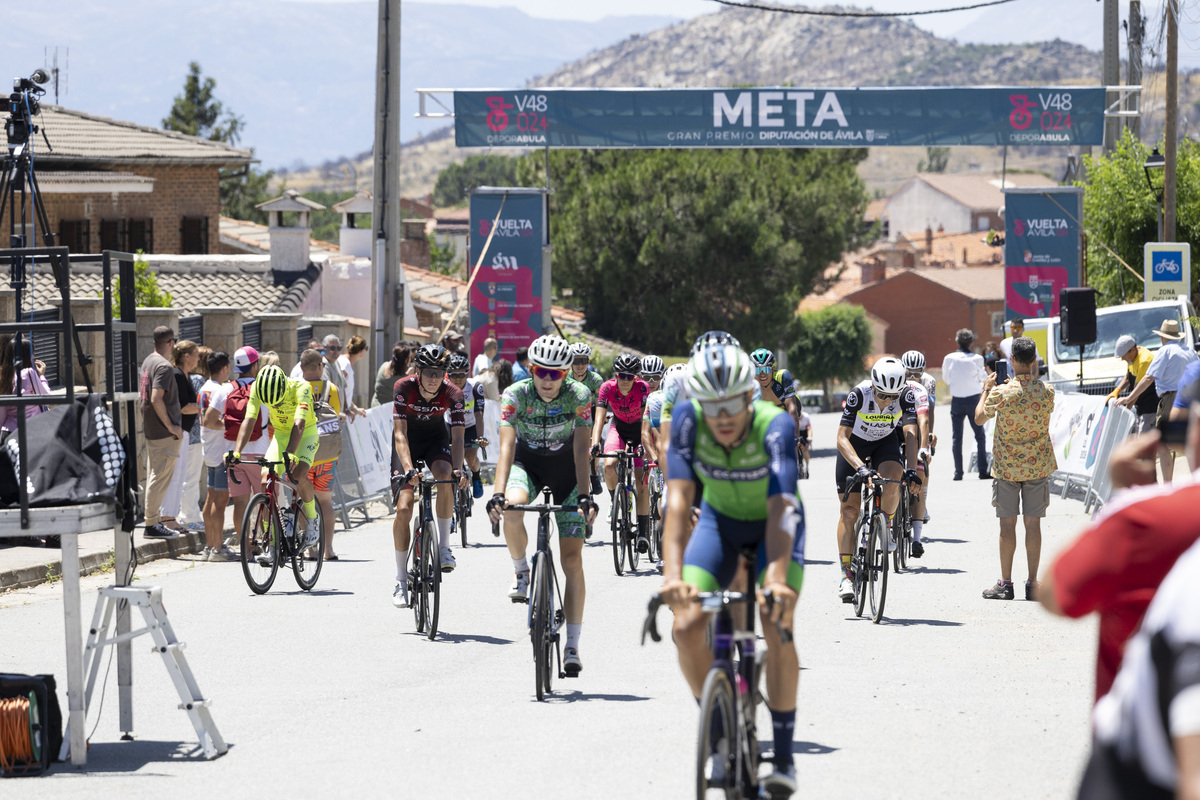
{"left": 853, "top": 520, "right": 869, "bottom": 618}
{"left": 611, "top": 491, "right": 626, "bottom": 576}
{"left": 240, "top": 494, "right": 279, "bottom": 595}
{"left": 532, "top": 554, "right": 554, "bottom": 701}
{"left": 292, "top": 505, "right": 325, "bottom": 591}
{"left": 458, "top": 488, "right": 469, "bottom": 548}
{"left": 410, "top": 532, "right": 427, "bottom": 633}
{"left": 696, "top": 667, "right": 738, "bottom": 800}
{"left": 426, "top": 520, "right": 441, "bottom": 640}
{"left": 869, "top": 511, "right": 889, "bottom": 624}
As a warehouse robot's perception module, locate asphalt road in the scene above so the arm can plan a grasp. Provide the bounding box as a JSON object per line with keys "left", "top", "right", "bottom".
{"left": 0, "top": 409, "right": 1100, "bottom": 798}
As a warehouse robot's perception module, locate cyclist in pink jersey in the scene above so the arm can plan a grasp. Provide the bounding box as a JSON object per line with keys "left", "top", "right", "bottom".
{"left": 591, "top": 353, "right": 653, "bottom": 552}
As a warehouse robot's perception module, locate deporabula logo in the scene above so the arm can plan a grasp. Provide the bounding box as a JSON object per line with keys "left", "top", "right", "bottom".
{"left": 1152, "top": 251, "right": 1183, "bottom": 282}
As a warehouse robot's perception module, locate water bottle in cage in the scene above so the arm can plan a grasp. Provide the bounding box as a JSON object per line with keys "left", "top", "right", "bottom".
{"left": 278, "top": 481, "right": 295, "bottom": 538}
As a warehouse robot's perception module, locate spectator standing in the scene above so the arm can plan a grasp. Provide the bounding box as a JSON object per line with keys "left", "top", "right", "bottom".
{"left": 975, "top": 336, "right": 1056, "bottom": 600}
{"left": 473, "top": 337, "right": 497, "bottom": 377}
{"left": 512, "top": 346, "right": 530, "bottom": 382}
{"left": 259, "top": 351, "right": 281, "bottom": 369}
{"left": 302, "top": 348, "right": 342, "bottom": 560}
{"left": 140, "top": 326, "right": 184, "bottom": 539}
{"left": 373, "top": 343, "right": 412, "bottom": 407}
{"left": 494, "top": 358, "right": 514, "bottom": 396}
{"left": 0, "top": 334, "right": 50, "bottom": 433}
{"left": 290, "top": 339, "right": 322, "bottom": 379}
{"left": 161, "top": 340, "right": 201, "bottom": 533}
{"left": 442, "top": 329, "right": 464, "bottom": 354}
{"left": 1108, "top": 334, "right": 1160, "bottom": 434}
{"left": 221, "top": 347, "right": 270, "bottom": 534}
{"left": 177, "top": 345, "right": 210, "bottom": 529}
{"left": 1124, "top": 318, "right": 1198, "bottom": 482}
{"left": 336, "top": 334, "right": 368, "bottom": 419}
{"left": 982, "top": 342, "right": 1001, "bottom": 375}
{"left": 942, "top": 328, "right": 989, "bottom": 480}
{"left": 198, "top": 350, "right": 237, "bottom": 561}
{"left": 321, "top": 335, "right": 348, "bottom": 405}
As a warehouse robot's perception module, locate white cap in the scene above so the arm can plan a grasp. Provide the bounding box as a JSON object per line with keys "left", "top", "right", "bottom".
{"left": 1114, "top": 335, "right": 1136, "bottom": 358}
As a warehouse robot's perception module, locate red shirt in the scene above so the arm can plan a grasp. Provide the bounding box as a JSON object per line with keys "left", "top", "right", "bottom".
{"left": 1053, "top": 480, "right": 1200, "bottom": 701}
{"left": 392, "top": 375, "right": 466, "bottom": 432}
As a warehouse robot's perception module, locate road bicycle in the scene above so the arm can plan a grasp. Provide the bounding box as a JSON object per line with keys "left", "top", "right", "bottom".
{"left": 892, "top": 477, "right": 917, "bottom": 572}
{"left": 643, "top": 581, "right": 792, "bottom": 799}
{"left": 453, "top": 438, "right": 489, "bottom": 548}
{"left": 395, "top": 464, "right": 459, "bottom": 641}
{"left": 643, "top": 460, "right": 664, "bottom": 563}
{"left": 596, "top": 443, "right": 642, "bottom": 575}
{"left": 841, "top": 470, "right": 905, "bottom": 624}
{"left": 231, "top": 455, "right": 325, "bottom": 594}
{"left": 796, "top": 441, "right": 810, "bottom": 481}
{"left": 493, "top": 487, "right": 578, "bottom": 701}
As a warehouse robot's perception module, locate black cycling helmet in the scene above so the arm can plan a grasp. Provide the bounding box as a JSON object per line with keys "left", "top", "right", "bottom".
{"left": 448, "top": 352, "right": 470, "bottom": 373}
{"left": 613, "top": 353, "right": 641, "bottom": 375}
{"left": 415, "top": 343, "right": 451, "bottom": 371}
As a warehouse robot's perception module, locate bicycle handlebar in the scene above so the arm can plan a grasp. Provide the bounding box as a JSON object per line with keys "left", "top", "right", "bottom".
{"left": 642, "top": 590, "right": 793, "bottom": 646}
{"left": 839, "top": 470, "right": 907, "bottom": 503}
{"left": 226, "top": 455, "right": 292, "bottom": 486}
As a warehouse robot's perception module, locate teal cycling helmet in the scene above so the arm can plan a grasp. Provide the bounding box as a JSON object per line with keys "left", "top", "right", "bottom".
{"left": 750, "top": 348, "right": 776, "bottom": 369}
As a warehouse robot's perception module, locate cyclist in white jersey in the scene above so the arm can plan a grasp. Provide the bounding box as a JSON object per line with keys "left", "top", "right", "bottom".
{"left": 901, "top": 350, "right": 937, "bottom": 556}
{"left": 795, "top": 408, "right": 813, "bottom": 478}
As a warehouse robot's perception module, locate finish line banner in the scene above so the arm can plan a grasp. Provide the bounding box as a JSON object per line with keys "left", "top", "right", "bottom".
{"left": 453, "top": 87, "right": 1106, "bottom": 149}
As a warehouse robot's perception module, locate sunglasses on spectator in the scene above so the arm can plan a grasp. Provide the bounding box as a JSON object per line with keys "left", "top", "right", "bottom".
{"left": 324, "top": 345, "right": 341, "bottom": 351}
{"left": 698, "top": 395, "right": 749, "bottom": 418}
{"left": 532, "top": 366, "right": 566, "bottom": 381}
{"left": 616, "top": 372, "right": 637, "bottom": 381}
{"left": 420, "top": 368, "right": 446, "bottom": 380}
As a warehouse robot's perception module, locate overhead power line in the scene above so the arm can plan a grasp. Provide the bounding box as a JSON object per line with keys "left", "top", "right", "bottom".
{"left": 706, "top": 0, "right": 1021, "bottom": 17}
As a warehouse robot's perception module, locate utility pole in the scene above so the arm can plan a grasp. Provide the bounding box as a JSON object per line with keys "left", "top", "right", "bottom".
{"left": 371, "top": 0, "right": 403, "bottom": 359}
{"left": 1127, "top": 1, "right": 1142, "bottom": 141}
{"left": 1165, "top": 0, "right": 1178, "bottom": 241}
{"left": 1102, "top": 0, "right": 1120, "bottom": 152}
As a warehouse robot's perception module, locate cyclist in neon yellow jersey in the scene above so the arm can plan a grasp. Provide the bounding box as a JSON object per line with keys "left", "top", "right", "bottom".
{"left": 659, "top": 343, "right": 804, "bottom": 797}
{"left": 230, "top": 364, "right": 322, "bottom": 548}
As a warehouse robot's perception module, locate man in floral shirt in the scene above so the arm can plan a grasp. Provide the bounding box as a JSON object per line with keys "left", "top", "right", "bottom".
{"left": 974, "top": 336, "right": 1056, "bottom": 601}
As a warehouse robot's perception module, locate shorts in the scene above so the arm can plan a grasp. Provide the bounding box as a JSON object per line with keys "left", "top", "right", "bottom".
{"left": 1135, "top": 412, "right": 1157, "bottom": 434}
{"left": 992, "top": 477, "right": 1050, "bottom": 518}
{"left": 834, "top": 433, "right": 903, "bottom": 493}
{"left": 604, "top": 419, "right": 644, "bottom": 469}
{"left": 463, "top": 425, "right": 479, "bottom": 446}
{"left": 266, "top": 426, "right": 319, "bottom": 470}
{"left": 228, "top": 461, "right": 263, "bottom": 498}
{"left": 796, "top": 428, "right": 810, "bottom": 445}
{"left": 309, "top": 461, "right": 335, "bottom": 493}
{"left": 1156, "top": 392, "right": 1178, "bottom": 431}
{"left": 507, "top": 450, "right": 585, "bottom": 539}
{"left": 398, "top": 426, "right": 453, "bottom": 487}
{"left": 682, "top": 500, "right": 805, "bottom": 593}
{"left": 206, "top": 463, "right": 229, "bottom": 491}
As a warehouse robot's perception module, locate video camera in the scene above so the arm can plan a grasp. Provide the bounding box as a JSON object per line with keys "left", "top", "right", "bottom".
{"left": 1, "top": 69, "right": 49, "bottom": 148}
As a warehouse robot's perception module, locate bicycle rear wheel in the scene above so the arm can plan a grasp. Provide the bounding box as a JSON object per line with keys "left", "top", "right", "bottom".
{"left": 696, "top": 667, "right": 738, "bottom": 800}
{"left": 292, "top": 505, "right": 325, "bottom": 591}
{"left": 426, "top": 520, "right": 441, "bottom": 640}
{"left": 853, "top": 520, "right": 869, "bottom": 618}
{"left": 457, "top": 487, "right": 469, "bottom": 548}
{"left": 869, "top": 511, "right": 889, "bottom": 624}
{"left": 240, "top": 494, "right": 279, "bottom": 595}
{"left": 895, "top": 503, "right": 910, "bottom": 572}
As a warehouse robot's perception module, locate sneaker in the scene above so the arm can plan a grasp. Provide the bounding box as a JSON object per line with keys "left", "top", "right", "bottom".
{"left": 923, "top": 509, "right": 931, "bottom": 523}
{"left": 563, "top": 647, "right": 582, "bottom": 677}
{"left": 144, "top": 523, "right": 177, "bottom": 539}
{"left": 301, "top": 517, "right": 321, "bottom": 548}
{"left": 392, "top": 583, "right": 410, "bottom": 608}
{"left": 184, "top": 522, "right": 205, "bottom": 532}
{"left": 761, "top": 763, "right": 798, "bottom": 798}
{"left": 839, "top": 576, "right": 854, "bottom": 604}
{"left": 887, "top": 529, "right": 897, "bottom": 552}
{"left": 209, "top": 546, "right": 238, "bottom": 562}
{"left": 983, "top": 580, "right": 1014, "bottom": 600}
{"left": 1025, "top": 580, "right": 1039, "bottom": 601}
{"left": 636, "top": 536, "right": 650, "bottom": 554}
{"left": 472, "top": 476, "right": 484, "bottom": 499}
{"left": 198, "top": 547, "right": 212, "bottom": 561}
{"left": 509, "top": 571, "right": 530, "bottom": 603}
{"left": 910, "top": 540, "right": 925, "bottom": 559}
{"left": 255, "top": 546, "right": 275, "bottom": 568}
{"left": 440, "top": 547, "right": 456, "bottom": 572}
{"left": 590, "top": 474, "right": 602, "bottom": 496}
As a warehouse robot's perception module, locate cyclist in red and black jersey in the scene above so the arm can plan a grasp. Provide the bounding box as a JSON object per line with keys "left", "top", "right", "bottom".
{"left": 390, "top": 344, "right": 469, "bottom": 608}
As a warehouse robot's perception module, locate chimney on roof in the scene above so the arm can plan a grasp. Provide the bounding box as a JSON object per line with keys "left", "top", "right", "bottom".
{"left": 924, "top": 225, "right": 933, "bottom": 253}
{"left": 257, "top": 189, "right": 326, "bottom": 272}
{"left": 332, "top": 190, "right": 373, "bottom": 258}
{"left": 400, "top": 219, "right": 431, "bottom": 270}
{"left": 860, "top": 259, "right": 886, "bottom": 285}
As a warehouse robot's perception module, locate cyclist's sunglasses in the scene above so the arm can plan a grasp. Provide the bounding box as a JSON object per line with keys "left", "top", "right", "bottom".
{"left": 420, "top": 368, "right": 446, "bottom": 380}
{"left": 448, "top": 371, "right": 467, "bottom": 378}
{"left": 755, "top": 366, "right": 772, "bottom": 375}
{"left": 532, "top": 366, "right": 566, "bottom": 381}
{"left": 616, "top": 372, "right": 637, "bottom": 381}
{"left": 875, "top": 391, "right": 899, "bottom": 404}
{"left": 698, "top": 394, "right": 749, "bottom": 418}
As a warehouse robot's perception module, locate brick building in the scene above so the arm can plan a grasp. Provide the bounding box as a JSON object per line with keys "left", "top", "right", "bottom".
{"left": 30, "top": 104, "right": 252, "bottom": 255}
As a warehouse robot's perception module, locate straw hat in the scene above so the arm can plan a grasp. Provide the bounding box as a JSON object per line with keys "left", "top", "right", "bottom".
{"left": 1153, "top": 319, "right": 1184, "bottom": 340}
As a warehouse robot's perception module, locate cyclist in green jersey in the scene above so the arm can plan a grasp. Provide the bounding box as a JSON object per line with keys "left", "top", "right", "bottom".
{"left": 230, "top": 364, "right": 322, "bottom": 547}
{"left": 570, "top": 341, "right": 605, "bottom": 497}
{"left": 487, "top": 336, "right": 598, "bottom": 676}
{"left": 660, "top": 344, "right": 804, "bottom": 797}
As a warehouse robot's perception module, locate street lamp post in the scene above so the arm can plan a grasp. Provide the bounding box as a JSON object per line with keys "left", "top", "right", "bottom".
{"left": 1144, "top": 146, "right": 1165, "bottom": 242}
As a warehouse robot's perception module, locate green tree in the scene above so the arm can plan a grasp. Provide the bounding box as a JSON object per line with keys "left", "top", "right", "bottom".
{"left": 518, "top": 149, "right": 872, "bottom": 354}
{"left": 1077, "top": 130, "right": 1200, "bottom": 306}
{"left": 428, "top": 234, "right": 462, "bottom": 276}
{"left": 918, "top": 146, "right": 950, "bottom": 173}
{"left": 432, "top": 154, "right": 524, "bottom": 207}
{"left": 788, "top": 304, "right": 872, "bottom": 407}
{"left": 163, "top": 61, "right": 244, "bottom": 144}
{"left": 111, "top": 251, "right": 172, "bottom": 317}
{"left": 221, "top": 160, "right": 276, "bottom": 224}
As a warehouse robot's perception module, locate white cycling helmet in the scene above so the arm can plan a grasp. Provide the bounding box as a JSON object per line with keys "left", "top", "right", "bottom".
{"left": 690, "top": 330, "right": 741, "bottom": 356}
{"left": 569, "top": 342, "right": 592, "bottom": 359}
{"left": 663, "top": 363, "right": 688, "bottom": 381}
{"left": 687, "top": 344, "right": 756, "bottom": 401}
{"left": 871, "top": 357, "right": 907, "bottom": 394}
{"left": 528, "top": 335, "right": 573, "bottom": 369}
{"left": 901, "top": 350, "right": 926, "bottom": 373}
{"left": 641, "top": 355, "right": 665, "bottom": 377}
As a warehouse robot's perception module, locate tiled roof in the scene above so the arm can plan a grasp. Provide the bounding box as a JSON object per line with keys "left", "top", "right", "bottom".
{"left": 899, "top": 173, "right": 1055, "bottom": 212}
{"left": 905, "top": 230, "right": 1005, "bottom": 267}
{"left": 218, "top": 216, "right": 340, "bottom": 259}
{"left": 37, "top": 105, "right": 253, "bottom": 166}
{"left": 845, "top": 266, "right": 1005, "bottom": 303}
{"left": 37, "top": 170, "right": 155, "bottom": 191}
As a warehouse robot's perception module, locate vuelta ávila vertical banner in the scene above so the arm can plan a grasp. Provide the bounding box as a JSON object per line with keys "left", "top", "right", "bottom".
{"left": 468, "top": 188, "right": 549, "bottom": 363}
{"left": 1003, "top": 187, "right": 1084, "bottom": 321}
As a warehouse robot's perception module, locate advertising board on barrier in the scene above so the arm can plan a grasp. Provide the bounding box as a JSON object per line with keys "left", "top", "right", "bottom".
{"left": 469, "top": 189, "right": 549, "bottom": 364}
{"left": 343, "top": 405, "right": 394, "bottom": 496}
{"left": 1004, "top": 188, "right": 1084, "bottom": 322}
{"left": 1048, "top": 391, "right": 1111, "bottom": 477}
{"left": 453, "top": 87, "right": 1106, "bottom": 149}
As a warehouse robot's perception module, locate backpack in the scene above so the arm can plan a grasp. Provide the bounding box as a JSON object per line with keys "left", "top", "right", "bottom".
{"left": 224, "top": 379, "right": 263, "bottom": 442}
{"left": 313, "top": 380, "right": 343, "bottom": 463}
